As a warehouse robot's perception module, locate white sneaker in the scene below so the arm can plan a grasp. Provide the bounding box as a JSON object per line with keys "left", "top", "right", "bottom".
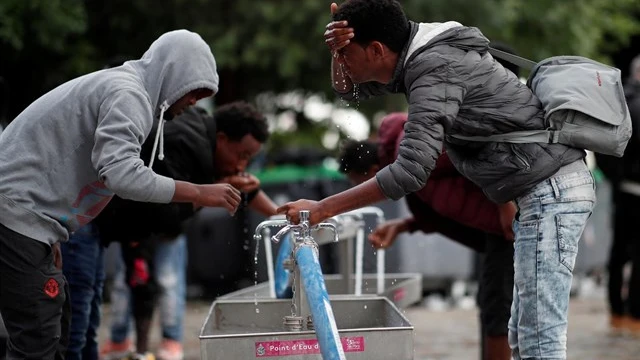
{"left": 157, "top": 339, "right": 184, "bottom": 360}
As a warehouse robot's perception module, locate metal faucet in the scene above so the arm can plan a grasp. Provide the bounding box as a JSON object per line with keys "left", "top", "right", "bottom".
{"left": 253, "top": 210, "right": 339, "bottom": 333}
{"left": 271, "top": 210, "right": 338, "bottom": 244}
{"left": 271, "top": 210, "right": 310, "bottom": 244}
{"left": 315, "top": 222, "right": 339, "bottom": 242}
{"left": 253, "top": 216, "right": 289, "bottom": 243}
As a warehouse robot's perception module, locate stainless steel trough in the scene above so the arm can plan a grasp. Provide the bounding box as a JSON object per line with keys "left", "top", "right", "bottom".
{"left": 200, "top": 297, "right": 414, "bottom": 360}
{"left": 218, "top": 273, "right": 423, "bottom": 309}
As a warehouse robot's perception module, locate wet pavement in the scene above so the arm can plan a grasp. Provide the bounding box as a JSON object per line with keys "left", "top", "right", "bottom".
{"left": 98, "top": 285, "right": 640, "bottom": 360}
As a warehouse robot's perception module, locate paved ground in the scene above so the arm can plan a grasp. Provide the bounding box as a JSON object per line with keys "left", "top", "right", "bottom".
{"left": 98, "top": 284, "right": 640, "bottom": 360}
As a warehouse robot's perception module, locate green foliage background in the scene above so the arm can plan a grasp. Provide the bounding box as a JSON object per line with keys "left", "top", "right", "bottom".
{"left": 1, "top": 0, "right": 639, "bottom": 149}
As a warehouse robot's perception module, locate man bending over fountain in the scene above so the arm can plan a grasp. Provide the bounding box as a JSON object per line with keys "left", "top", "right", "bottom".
{"left": 278, "top": 1, "right": 595, "bottom": 359}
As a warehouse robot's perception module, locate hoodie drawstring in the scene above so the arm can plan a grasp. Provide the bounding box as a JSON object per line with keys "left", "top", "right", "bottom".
{"left": 148, "top": 100, "right": 169, "bottom": 169}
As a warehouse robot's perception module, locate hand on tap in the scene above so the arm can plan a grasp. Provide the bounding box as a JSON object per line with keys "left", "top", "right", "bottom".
{"left": 276, "top": 199, "right": 328, "bottom": 225}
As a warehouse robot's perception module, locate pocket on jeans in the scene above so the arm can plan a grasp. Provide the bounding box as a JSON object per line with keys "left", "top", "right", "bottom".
{"left": 555, "top": 212, "right": 591, "bottom": 272}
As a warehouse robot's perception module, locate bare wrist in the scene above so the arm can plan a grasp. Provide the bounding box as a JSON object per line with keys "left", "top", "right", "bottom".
{"left": 173, "top": 181, "right": 200, "bottom": 204}
{"left": 316, "top": 200, "right": 332, "bottom": 221}
{"left": 404, "top": 218, "right": 417, "bottom": 233}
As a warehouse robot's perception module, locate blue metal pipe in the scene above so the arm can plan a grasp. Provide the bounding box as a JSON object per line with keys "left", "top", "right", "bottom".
{"left": 296, "top": 244, "right": 346, "bottom": 360}
{"left": 274, "top": 233, "right": 293, "bottom": 298}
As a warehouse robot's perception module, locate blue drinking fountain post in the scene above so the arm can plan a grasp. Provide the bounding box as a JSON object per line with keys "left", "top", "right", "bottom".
{"left": 271, "top": 210, "right": 346, "bottom": 360}
{"left": 274, "top": 232, "right": 294, "bottom": 299}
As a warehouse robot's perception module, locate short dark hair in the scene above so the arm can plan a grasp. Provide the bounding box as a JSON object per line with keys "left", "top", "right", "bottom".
{"left": 338, "top": 140, "right": 379, "bottom": 174}
{"left": 214, "top": 101, "right": 269, "bottom": 143}
{"left": 333, "top": 0, "right": 410, "bottom": 53}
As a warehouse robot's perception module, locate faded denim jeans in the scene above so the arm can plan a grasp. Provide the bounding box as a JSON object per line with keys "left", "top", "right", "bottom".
{"left": 61, "top": 223, "right": 104, "bottom": 360}
{"left": 110, "top": 234, "right": 187, "bottom": 343}
{"left": 509, "top": 170, "right": 596, "bottom": 360}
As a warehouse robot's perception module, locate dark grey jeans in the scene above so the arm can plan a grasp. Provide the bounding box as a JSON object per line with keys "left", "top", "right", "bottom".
{"left": 0, "top": 223, "right": 70, "bottom": 360}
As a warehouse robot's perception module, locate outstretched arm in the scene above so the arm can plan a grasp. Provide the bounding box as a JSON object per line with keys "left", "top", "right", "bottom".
{"left": 249, "top": 190, "right": 278, "bottom": 217}
{"left": 277, "top": 177, "right": 386, "bottom": 225}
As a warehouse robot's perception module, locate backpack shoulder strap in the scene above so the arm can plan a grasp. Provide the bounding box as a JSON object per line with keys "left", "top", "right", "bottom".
{"left": 450, "top": 129, "right": 559, "bottom": 144}
{"left": 488, "top": 47, "right": 537, "bottom": 71}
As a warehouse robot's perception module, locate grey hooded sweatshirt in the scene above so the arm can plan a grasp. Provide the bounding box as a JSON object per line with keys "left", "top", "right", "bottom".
{"left": 0, "top": 29, "right": 219, "bottom": 245}
{"left": 339, "top": 22, "right": 585, "bottom": 203}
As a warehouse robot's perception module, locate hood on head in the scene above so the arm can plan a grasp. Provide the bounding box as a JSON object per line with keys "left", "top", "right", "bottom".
{"left": 130, "top": 29, "right": 219, "bottom": 119}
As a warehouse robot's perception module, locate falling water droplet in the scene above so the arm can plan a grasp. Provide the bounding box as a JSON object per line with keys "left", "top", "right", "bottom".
{"left": 253, "top": 222, "right": 261, "bottom": 315}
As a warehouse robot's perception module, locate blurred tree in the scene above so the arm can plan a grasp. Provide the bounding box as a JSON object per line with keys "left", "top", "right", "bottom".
{"left": 0, "top": 0, "right": 92, "bottom": 121}
{"left": 403, "top": 0, "right": 640, "bottom": 74}
{"left": 1, "top": 0, "right": 639, "bottom": 125}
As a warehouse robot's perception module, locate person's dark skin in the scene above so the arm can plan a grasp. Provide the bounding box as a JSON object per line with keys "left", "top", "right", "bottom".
{"left": 134, "top": 128, "right": 277, "bottom": 355}
{"left": 52, "top": 242, "right": 62, "bottom": 269}
{"left": 52, "top": 89, "right": 244, "bottom": 271}
{"left": 343, "top": 165, "right": 516, "bottom": 247}
{"left": 213, "top": 131, "right": 278, "bottom": 216}
{"left": 279, "top": 3, "right": 516, "bottom": 244}
{"left": 172, "top": 90, "right": 244, "bottom": 214}
{"left": 219, "top": 173, "right": 278, "bottom": 217}
{"left": 348, "top": 164, "right": 513, "bottom": 360}
{"left": 279, "top": 5, "right": 514, "bottom": 359}
{"left": 278, "top": 2, "right": 398, "bottom": 225}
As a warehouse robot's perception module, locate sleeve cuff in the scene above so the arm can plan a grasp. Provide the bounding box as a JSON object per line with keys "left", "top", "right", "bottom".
{"left": 152, "top": 175, "right": 176, "bottom": 203}
{"left": 375, "top": 167, "right": 405, "bottom": 201}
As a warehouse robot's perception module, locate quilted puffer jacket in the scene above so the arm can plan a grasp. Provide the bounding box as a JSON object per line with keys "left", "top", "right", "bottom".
{"left": 378, "top": 113, "right": 501, "bottom": 235}
{"left": 339, "top": 22, "right": 585, "bottom": 203}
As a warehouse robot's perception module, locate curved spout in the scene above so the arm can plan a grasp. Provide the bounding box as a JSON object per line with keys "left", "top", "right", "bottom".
{"left": 339, "top": 206, "right": 385, "bottom": 224}
{"left": 272, "top": 224, "right": 296, "bottom": 244}
{"left": 253, "top": 219, "right": 289, "bottom": 242}
{"left": 315, "top": 222, "right": 338, "bottom": 243}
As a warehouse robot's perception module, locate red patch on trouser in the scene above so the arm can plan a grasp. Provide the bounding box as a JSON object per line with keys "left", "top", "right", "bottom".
{"left": 129, "top": 258, "right": 150, "bottom": 287}
{"left": 44, "top": 278, "right": 59, "bottom": 298}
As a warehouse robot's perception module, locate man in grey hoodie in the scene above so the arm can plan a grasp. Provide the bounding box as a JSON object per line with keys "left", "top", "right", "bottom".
{"left": 278, "top": 1, "right": 596, "bottom": 359}
{"left": 0, "top": 29, "right": 241, "bottom": 359}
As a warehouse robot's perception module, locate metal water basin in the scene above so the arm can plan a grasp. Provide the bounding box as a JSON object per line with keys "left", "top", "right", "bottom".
{"left": 200, "top": 297, "right": 414, "bottom": 359}
{"left": 218, "top": 273, "right": 423, "bottom": 309}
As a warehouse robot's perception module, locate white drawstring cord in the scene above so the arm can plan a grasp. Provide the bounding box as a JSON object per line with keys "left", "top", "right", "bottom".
{"left": 158, "top": 117, "right": 166, "bottom": 161}
{"left": 148, "top": 100, "right": 169, "bottom": 169}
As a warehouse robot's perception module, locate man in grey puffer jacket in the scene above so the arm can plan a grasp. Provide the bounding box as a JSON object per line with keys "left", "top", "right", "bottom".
{"left": 278, "top": 1, "right": 596, "bottom": 359}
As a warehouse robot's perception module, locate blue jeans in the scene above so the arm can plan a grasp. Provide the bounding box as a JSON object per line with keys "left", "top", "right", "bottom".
{"left": 110, "top": 235, "right": 187, "bottom": 342}
{"left": 508, "top": 170, "right": 595, "bottom": 360}
{"left": 61, "top": 224, "right": 104, "bottom": 360}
